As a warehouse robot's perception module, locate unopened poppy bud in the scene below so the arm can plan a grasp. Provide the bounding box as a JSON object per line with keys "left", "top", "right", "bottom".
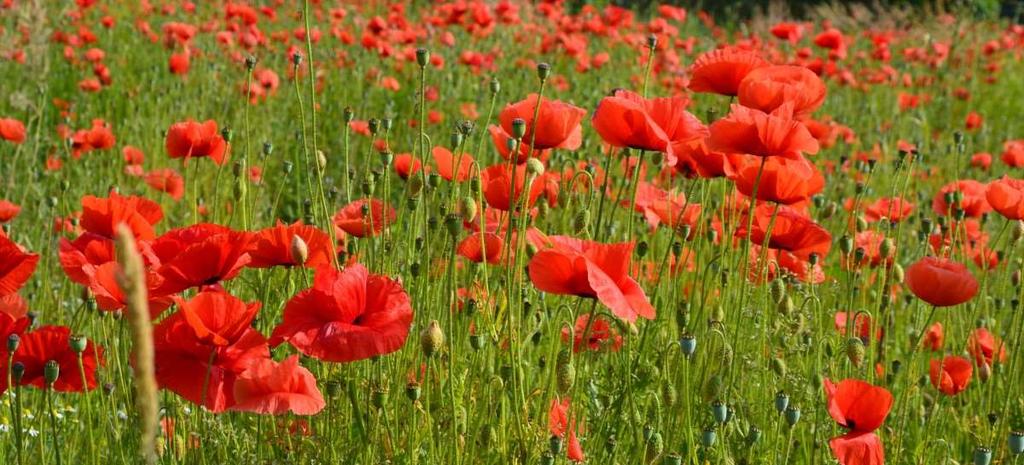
{"left": 556, "top": 349, "right": 575, "bottom": 395}
{"left": 7, "top": 333, "right": 20, "bottom": 352}
{"left": 770, "top": 357, "right": 787, "bottom": 378}
{"left": 368, "top": 118, "right": 380, "bottom": 135}
{"left": 549, "top": 435, "right": 563, "bottom": 455}
{"left": 854, "top": 247, "right": 866, "bottom": 263}
{"left": 70, "top": 334, "right": 87, "bottom": 353}
{"left": 646, "top": 432, "right": 664, "bottom": 461}
{"left": 711, "top": 305, "right": 725, "bottom": 324}
{"left": 784, "top": 406, "right": 801, "bottom": 426}
{"left": 450, "top": 131, "right": 463, "bottom": 149}
{"left": 573, "top": 211, "right": 589, "bottom": 234}
{"left": 511, "top": 118, "right": 526, "bottom": 139}
{"left": 537, "top": 62, "right": 551, "bottom": 81}
{"left": 361, "top": 180, "right": 374, "bottom": 195}
{"left": 245, "top": 55, "right": 257, "bottom": 70}
{"left": 44, "top": 360, "right": 59, "bottom": 385}
{"left": 879, "top": 238, "right": 894, "bottom": 258}
{"left": 839, "top": 235, "right": 854, "bottom": 254}
{"left": 856, "top": 215, "right": 868, "bottom": 232}
{"left": 420, "top": 320, "right": 444, "bottom": 358}
{"left": 636, "top": 241, "right": 649, "bottom": 258}
{"left": 282, "top": 161, "right": 294, "bottom": 174}
{"left": 974, "top": 447, "right": 992, "bottom": 465}
{"left": 846, "top": 337, "right": 865, "bottom": 367}
{"left": 1013, "top": 221, "right": 1024, "bottom": 242}
{"left": 700, "top": 373, "right": 722, "bottom": 403}
{"left": 408, "top": 174, "right": 424, "bottom": 196}
{"left": 1009, "top": 432, "right": 1024, "bottom": 455}
{"left": 11, "top": 361, "right": 25, "bottom": 382}
{"left": 380, "top": 150, "right": 393, "bottom": 165}
{"left": 774, "top": 391, "right": 789, "bottom": 413}
{"left": 662, "top": 383, "right": 677, "bottom": 407}
{"left": 978, "top": 362, "right": 991, "bottom": 382}
{"left": 820, "top": 201, "right": 837, "bottom": 219}
{"left": 525, "top": 157, "right": 545, "bottom": 177}
{"left": 47, "top": 196, "right": 58, "bottom": 207}
{"left": 539, "top": 452, "right": 554, "bottom": 465}
{"left": 415, "top": 48, "right": 429, "bottom": 67}
{"left": 60, "top": 180, "right": 70, "bottom": 191}
{"left": 891, "top": 263, "right": 905, "bottom": 282}
{"left": 770, "top": 279, "right": 786, "bottom": 304}
{"left": 469, "top": 177, "right": 481, "bottom": 193}
{"left": 489, "top": 77, "right": 500, "bottom": 94}
{"left": 290, "top": 235, "right": 309, "bottom": 265}
{"left": 459, "top": 197, "right": 477, "bottom": 223}
{"left": 1013, "top": 269, "right": 1021, "bottom": 287}
{"left": 343, "top": 107, "right": 354, "bottom": 123}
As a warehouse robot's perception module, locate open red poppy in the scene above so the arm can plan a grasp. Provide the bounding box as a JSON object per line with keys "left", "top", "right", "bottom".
{"left": 1, "top": 326, "right": 104, "bottom": 393}
{"left": 247, "top": 222, "right": 334, "bottom": 268}
{"left": 0, "top": 235, "right": 38, "bottom": 298}
{"left": 498, "top": 94, "right": 585, "bottom": 151}
{"left": 904, "top": 256, "right": 978, "bottom": 307}
{"left": 80, "top": 192, "right": 164, "bottom": 241}
{"left": 165, "top": 119, "right": 228, "bottom": 165}
{"left": 929, "top": 355, "right": 972, "bottom": 396}
{"left": 230, "top": 355, "right": 325, "bottom": 416}
{"left": 709, "top": 103, "right": 819, "bottom": 159}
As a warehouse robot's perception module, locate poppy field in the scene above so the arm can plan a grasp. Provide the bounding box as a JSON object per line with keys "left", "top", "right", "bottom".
{"left": 3, "top": 1, "right": 1024, "bottom": 464}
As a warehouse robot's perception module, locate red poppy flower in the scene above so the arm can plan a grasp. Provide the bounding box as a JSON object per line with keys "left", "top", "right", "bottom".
{"left": 929, "top": 356, "right": 972, "bottom": 396}
{"left": 0, "top": 200, "right": 21, "bottom": 223}
{"left": 0, "top": 235, "right": 38, "bottom": 297}
{"left": 145, "top": 168, "right": 186, "bottom": 201}
{"left": 858, "top": 197, "right": 915, "bottom": 223}
{"left": 824, "top": 378, "right": 892, "bottom": 465}
{"left": 985, "top": 176, "right": 1024, "bottom": 220}
{"left": 0, "top": 294, "right": 29, "bottom": 344}
{"left": 770, "top": 22, "right": 804, "bottom": 43}
{"left": 333, "top": 199, "right": 397, "bottom": 238}
{"left": 87, "top": 262, "right": 172, "bottom": 317}
{"left": 923, "top": 322, "right": 944, "bottom": 351}
{"left": 904, "top": 256, "right": 978, "bottom": 307}
{"left": 548, "top": 398, "right": 585, "bottom": 463}
{"left": 153, "top": 291, "right": 269, "bottom": 412}
{"left": 456, "top": 232, "right": 503, "bottom": 264}
{"left": 154, "top": 228, "right": 252, "bottom": 295}
{"left": 687, "top": 46, "right": 769, "bottom": 96}
{"left": 498, "top": 94, "right": 585, "bottom": 151}
{"left": 737, "top": 65, "right": 826, "bottom": 119}
{"left": 736, "top": 204, "right": 831, "bottom": 261}
{"left": 230, "top": 355, "right": 326, "bottom": 416}
{"left": 966, "top": 327, "right": 1008, "bottom": 367}
{"left": 527, "top": 236, "right": 655, "bottom": 322}
{"left": 80, "top": 192, "right": 164, "bottom": 241}
{"left": 932, "top": 180, "right": 991, "bottom": 218}
{"left": 165, "top": 119, "right": 228, "bottom": 165}
{"left": 708, "top": 103, "right": 819, "bottom": 159}
{"left": 481, "top": 163, "right": 546, "bottom": 212}
{"left": 591, "top": 89, "right": 705, "bottom": 165}
{"left": 1, "top": 326, "right": 104, "bottom": 393}
{"left": 270, "top": 263, "right": 414, "bottom": 363}
{"left": 673, "top": 138, "right": 735, "bottom": 179}
{"left": 58, "top": 233, "right": 117, "bottom": 286}
{"left": 1002, "top": 140, "right": 1024, "bottom": 168}
{"left": 392, "top": 153, "right": 422, "bottom": 180}
{"left": 971, "top": 152, "right": 992, "bottom": 170}
{"left": 0, "top": 117, "right": 26, "bottom": 144}
{"left": 247, "top": 222, "right": 334, "bottom": 268}
{"left": 561, "top": 314, "right": 623, "bottom": 353}
{"left": 432, "top": 146, "right": 474, "bottom": 182}
{"left": 626, "top": 182, "right": 701, "bottom": 231}
{"left": 834, "top": 312, "right": 881, "bottom": 342}
{"left": 727, "top": 154, "right": 823, "bottom": 205}
{"left": 123, "top": 145, "right": 145, "bottom": 165}
{"left": 169, "top": 51, "right": 190, "bottom": 75}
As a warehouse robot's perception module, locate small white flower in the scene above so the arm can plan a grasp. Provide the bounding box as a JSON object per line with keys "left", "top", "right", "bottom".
{"left": 117, "top": 411, "right": 128, "bottom": 421}
{"left": 0, "top": 423, "right": 10, "bottom": 433}
{"left": 27, "top": 428, "right": 39, "bottom": 438}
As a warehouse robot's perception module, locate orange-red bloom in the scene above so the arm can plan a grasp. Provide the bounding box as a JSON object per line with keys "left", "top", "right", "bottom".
{"left": 932, "top": 180, "right": 991, "bottom": 218}
{"left": 80, "top": 192, "right": 164, "bottom": 241}
{"left": 591, "top": 89, "right": 705, "bottom": 165}
{"left": 498, "top": 94, "right": 585, "bottom": 151}
{"left": 166, "top": 119, "right": 228, "bottom": 165}
{"left": 708, "top": 103, "right": 819, "bottom": 159}
{"left": 0, "top": 235, "right": 39, "bottom": 297}
{"left": 904, "top": 256, "right": 978, "bottom": 307}
{"left": 248, "top": 222, "right": 334, "bottom": 268}
{"left": 737, "top": 65, "right": 826, "bottom": 119}
{"left": 1, "top": 326, "right": 104, "bottom": 393}
{"left": 728, "top": 154, "right": 823, "bottom": 205}
{"left": 985, "top": 176, "right": 1024, "bottom": 220}
{"left": 929, "top": 356, "right": 972, "bottom": 396}
{"left": 230, "top": 355, "right": 325, "bottom": 416}
{"left": 688, "top": 46, "right": 768, "bottom": 96}
{"left": 0, "top": 117, "right": 26, "bottom": 144}
{"left": 824, "top": 378, "right": 892, "bottom": 465}
{"left": 333, "top": 199, "right": 397, "bottom": 238}
{"left": 528, "top": 236, "right": 654, "bottom": 322}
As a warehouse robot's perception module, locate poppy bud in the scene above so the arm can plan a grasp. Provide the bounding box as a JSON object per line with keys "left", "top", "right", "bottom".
{"left": 1013, "top": 269, "right": 1021, "bottom": 287}
{"left": 891, "top": 263, "right": 905, "bottom": 282}
{"left": 60, "top": 179, "right": 70, "bottom": 192}
{"left": 662, "top": 383, "right": 677, "bottom": 407}
{"left": 1014, "top": 221, "right": 1024, "bottom": 242}
{"left": 556, "top": 349, "right": 574, "bottom": 395}
{"left": 846, "top": 337, "right": 865, "bottom": 367}
{"left": 11, "top": 361, "right": 25, "bottom": 383}
{"left": 245, "top": 55, "right": 257, "bottom": 70}
{"left": 450, "top": 131, "right": 463, "bottom": 149}
{"left": 44, "top": 360, "right": 59, "bottom": 386}
{"left": 821, "top": 201, "right": 837, "bottom": 219}
{"left": 343, "top": 107, "right": 354, "bottom": 123}
{"left": 537, "top": 62, "right": 551, "bottom": 81}
{"left": 525, "top": 157, "right": 545, "bottom": 177}
{"left": 409, "top": 262, "right": 420, "bottom": 277}
{"left": 361, "top": 179, "right": 374, "bottom": 195}
{"left": 649, "top": 151, "right": 663, "bottom": 166}
{"left": 770, "top": 279, "right": 786, "bottom": 304}
{"left": 839, "top": 235, "right": 854, "bottom": 254}
{"left": 458, "top": 197, "right": 478, "bottom": 223}
{"left": 636, "top": 241, "right": 649, "bottom": 258}
{"left": 539, "top": 452, "right": 554, "bottom": 465}
{"left": 854, "top": 247, "right": 866, "bottom": 264}
{"left": 710, "top": 305, "right": 725, "bottom": 324}
{"left": 646, "top": 432, "right": 664, "bottom": 462}
{"left": 70, "top": 334, "right": 88, "bottom": 353}
{"left": 511, "top": 118, "right": 526, "bottom": 139}
{"left": 573, "top": 211, "right": 589, "bottom": 234}
{"left": 700, "top": 373, "right": 722, "bottom": 403}
{"left": 1010, "top": 432, "right": 1024, "bottom": 455}
{"left": 680, "top": 334, "right": 696, "bottom": 357}
{"left": 288, "top": 235, "right": 309, "bottom": 266}
{"left": 974, "top": 447, "right": 992, "bottom": 465}
{"left": 978, "top": 362, "right": 991, "bottom": 382}
{"left": 415, "top": 48, "right": 429, "bottom": 67}
{"left": 291, "top": 52, "right": 302, "bottom": 66}
{"left": 282, "top": 161, "right": 294, "bottom": 174}
{"left": 784, "top": 406, "right": 801, "bottom": 426}
{"left": 879, "top": 238, "right": 895, "bottom": 259}
{"left": 469, "top": 177, "right": 481, "bottom": 194}
{"left": 774, "top": 391, "right": 789, "bottom": 413}
{"left": 549, "top": 435, "right": 563, "bottom": 455}
{"left": 647, "top": 33, "right": 658, "bottom": 49}
{"left": 7, "top": 333, "right": 19, "bottom": 352}
{"left": 700, "top": 428, "right": 717, "bottom": 447}
{"left": 380, "top": 150, "right": 393, "bottom": 165}
{"left": 405, "top": 382, "right": 421, "bottom": 402}
{"left": 420, "top": 320, "right": 444, "bottom": 358}
{"left": 855, "top": 215, "right": 868, "bottom": 232}
{"left": 408, "top": 174, "right": 424, "bottom": 196}
{"left": 771, "top": 358, "right": 787, "bottom": 378}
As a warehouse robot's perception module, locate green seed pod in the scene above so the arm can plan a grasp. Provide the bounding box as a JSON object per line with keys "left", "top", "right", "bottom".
{"left": 846, "top": 337, "right": 865, "bottom": 367}
{"left": 262, "top": 142, "right": 273, "bottom": 157}
{"left": 879, "top": 237, "right": 895, "bottom": 258}
{"left": 784, "top": 406, "right": 801, "bottom": 426}
{"left": 405, "top": 382, "right": 421, "bottom": 402}
{"left": 710, "top": 305, "right": 725, "bottom": 324}
{"left": 7, "top": 333, "right": 20, "bottom": 352}
{"left": 11, "top": 361, "right": 25, "bottom": 383}
{"left": 469, "top": 333, "right": 485, "bottom": 351}
{"left": 450, "top": 131, "right": 464, "bottom": 149}
{"left": 646, "top": 33, "right": 658, "bottom": 49}
{"left": 489, "top": 77, "right": 500, "bottom": 94}
{"left": 343, "top": 106, "right": 354, "bottom": 123}
{"left": 511, "top": 118, "right": 526, "bottom": 139}
{"left": 445, "top": 213, "right": 462, "bottom": 237}
{"left": 428, "top": 173, "right": 442, "bottom": 188}
{"left": 839, "top": 235, "right": 854, "bottom": 254}
{"left": 891, "top": 263, "right": 905, "bottom": 282}
{"left": 408, "top": 174, "right": 424, "bottom": 196}
{"left": 821, "top": 201, "right": 838, "bottom": 219}
{"left": 69, "top": 334, "right": 88, "bottom": 353}
{"left": 556, "top": 350, "right": 575, "bottom": 395}
{"left": 770, "top": 279, "right": 786, "bottom": 304}
{"left": 415, "top": 48, "right": 429, "bottom": 67}
{"left": 662, "top": 383, "right": 677, "bottom": 408}
{"left": 44, "top": 360, "right": 60, "bottom": 385}
{"left": 855, "top": 215, "right": 868, "bottom": 232}
{"left": 537, "top": 62, "right": 551, "bottom": 81}
{"left": 459, "top": 197, "right": 478, "bottom": 223}
{"left": 636, "top": 241, "right": 649, "bottom": 258}
{"left": 371, "top": 386, "right": 388, "bottom": 409}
